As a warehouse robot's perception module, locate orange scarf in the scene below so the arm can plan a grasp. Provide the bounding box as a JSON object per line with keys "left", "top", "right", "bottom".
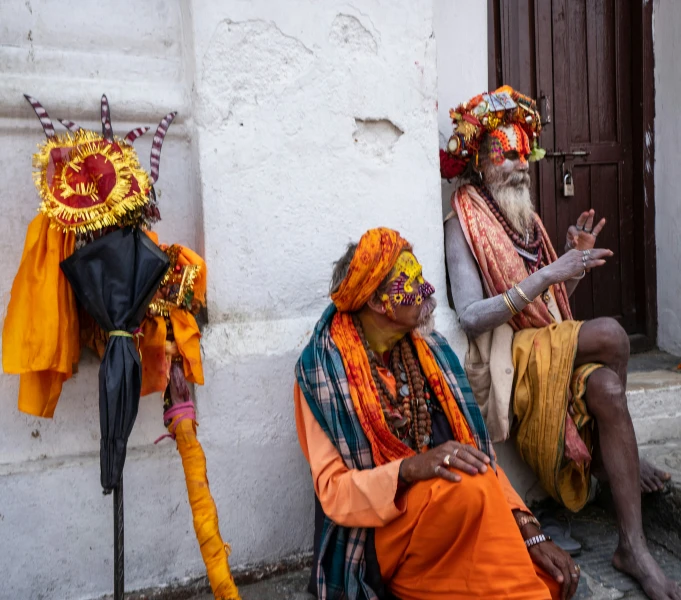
{"left": 454, "top": 184, "right": 572, "bottom": 330}
{"left": 330, "top": 313, "right": 475, "bottom": 465}
{"left": 328, "top": 227, "right": 475, "bottom": 465}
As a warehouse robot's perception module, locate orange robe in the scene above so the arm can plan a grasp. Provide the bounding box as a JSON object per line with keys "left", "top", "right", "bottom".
{"left": 294, "top": 376, "right": 560, "bottom": 600}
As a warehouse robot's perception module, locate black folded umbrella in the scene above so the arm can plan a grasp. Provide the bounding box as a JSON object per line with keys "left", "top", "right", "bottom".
{"left": 61, "top": 227, "right": 169, "bottom": 491}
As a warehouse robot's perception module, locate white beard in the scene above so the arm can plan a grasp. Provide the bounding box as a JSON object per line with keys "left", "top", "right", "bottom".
{"left": 485, "top": 173, "right": 535, "bottom": 235}
{"left": 416, "top": 297, "right": 437, "bottom": 336}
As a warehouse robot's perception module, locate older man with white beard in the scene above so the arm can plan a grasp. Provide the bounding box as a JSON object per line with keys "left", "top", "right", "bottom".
{"left": 441, "top": 87, "right": 679, "bottom": 600}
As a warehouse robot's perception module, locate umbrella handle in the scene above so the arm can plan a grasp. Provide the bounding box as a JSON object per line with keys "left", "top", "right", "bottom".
{"left": 114, "top": 477, "right": 124, "bottom": 600}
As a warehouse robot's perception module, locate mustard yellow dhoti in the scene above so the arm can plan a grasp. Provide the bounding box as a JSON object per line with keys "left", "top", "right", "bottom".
{"left": 512, "top": 320, "right": 601, "bottom": 512}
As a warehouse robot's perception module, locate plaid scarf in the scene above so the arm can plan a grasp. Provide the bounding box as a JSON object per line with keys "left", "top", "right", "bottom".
{"left": 295, "top": 304, "right": 494, "bottom": 600}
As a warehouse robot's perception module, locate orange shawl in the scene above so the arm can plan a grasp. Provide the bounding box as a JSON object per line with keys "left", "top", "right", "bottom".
{"left": 453, "top": 184, "right": 572, "bottom": 330}
{"left": 2, "top": 214, "right": 80, "bottom": 417}
{"left": 329, "top": 227, "right": 474, "bottom": 465}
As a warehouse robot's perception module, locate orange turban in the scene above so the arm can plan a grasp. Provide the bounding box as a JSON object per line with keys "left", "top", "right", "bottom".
{"left": 331, "top": 228, "right": 411, "bottom": 312}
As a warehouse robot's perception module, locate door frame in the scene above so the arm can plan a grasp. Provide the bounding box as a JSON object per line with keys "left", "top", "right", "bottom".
{"left": 487, "top": 0, "right": 657, "bottom": 351}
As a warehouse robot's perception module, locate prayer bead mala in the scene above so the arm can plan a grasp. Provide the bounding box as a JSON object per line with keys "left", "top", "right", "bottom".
{"left": 352, "top": 315, "right": 432, "bottom": 450}
{"left": 475, "top": 184, "right": 544, "bottom": 272}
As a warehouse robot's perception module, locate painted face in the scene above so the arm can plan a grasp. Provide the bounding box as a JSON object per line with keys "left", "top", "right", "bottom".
{"left": 382, "top": 252, "right": 435, "bottom": 313}
{"left": 488, "top": 124, "right": 531, "bottom": 167}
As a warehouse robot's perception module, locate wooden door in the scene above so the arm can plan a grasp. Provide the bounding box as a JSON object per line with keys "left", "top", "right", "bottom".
{"left": 488, "top": 0, "right": 657, "bottom": 349}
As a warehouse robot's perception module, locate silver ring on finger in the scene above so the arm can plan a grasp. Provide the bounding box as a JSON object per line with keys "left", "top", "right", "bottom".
{"left": 434, "top": 465, "right": 442, "bottom": 476}
{"left": 443, "top": 454, "right": 451, "bottom": 466}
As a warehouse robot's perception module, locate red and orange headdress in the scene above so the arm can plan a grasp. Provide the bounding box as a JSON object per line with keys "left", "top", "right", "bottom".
{"left": 25, "top": 94, "right": 176, "bottom": 234}
{"left": 439, "top": 85, "right": 545, "bottom": 179}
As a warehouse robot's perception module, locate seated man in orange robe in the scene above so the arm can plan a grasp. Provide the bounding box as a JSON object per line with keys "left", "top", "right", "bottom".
{"left": 294, "top": 227, "right": 579, "bottom": 600}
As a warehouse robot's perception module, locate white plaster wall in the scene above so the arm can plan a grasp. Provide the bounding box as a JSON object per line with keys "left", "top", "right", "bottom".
{"left": 654, "top": 0, "right": 681, "bottom": 355}
{"left": 433, "top": 0, "right": 488, "bottom": 358}
{"left": 190, "top": 0, "right": 457, "bottom": 577}
{"left": 0, "top": 1, "right": 469, "bottom": 598}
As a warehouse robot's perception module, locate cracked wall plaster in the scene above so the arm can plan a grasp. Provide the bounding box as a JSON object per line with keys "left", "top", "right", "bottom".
{"left": 352, "top": 118, "right": 404, "bottom": 160}
{"left": 329, "top": 14, "right": 378, "bottom": 54}
{"left": 198, "top": 19, "right": 314, "bottom": 125}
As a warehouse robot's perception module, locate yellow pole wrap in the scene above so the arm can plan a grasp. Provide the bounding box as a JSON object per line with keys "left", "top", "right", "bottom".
{"left": 171, "top": 416, "right": 241, "bottom": 600}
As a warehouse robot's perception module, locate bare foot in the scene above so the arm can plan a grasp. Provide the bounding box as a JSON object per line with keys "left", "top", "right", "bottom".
{"left": 640, "top": 459, "right": 672, "bottom": 493}
{"left": 613, "top": 546, "right": 681, "bottom": 599}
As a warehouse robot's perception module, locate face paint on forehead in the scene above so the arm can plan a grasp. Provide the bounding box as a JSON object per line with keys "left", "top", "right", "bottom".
{"left": 381, "top": 252, "right": 435, "bottom": 310}
{"left": 489, "top": 124, "right": 531, "bottom": 166}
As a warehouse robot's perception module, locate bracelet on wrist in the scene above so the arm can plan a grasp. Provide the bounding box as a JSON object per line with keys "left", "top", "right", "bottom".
{"left": 502, "top": 291, "right": 519, "bottom": 316}
{"left": 571, "top": 270, "right": 586, "bottom": 280}
{"left": 398, "top": 461, "right": 409, "bottom": 486}
{"left": 513, "top": 284, "right": 532, "bottom": 305}
{"left": 525, "top": 533, "right": 551, "bottom": 549}
{"left": 516, "top": 513, "right": 541, "bottom": 530}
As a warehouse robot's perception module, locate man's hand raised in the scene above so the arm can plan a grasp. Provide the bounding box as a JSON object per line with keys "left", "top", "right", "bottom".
{"left": 543, "top": 248, "right": 613, "bottom": 286}
{"left": 399, "top": 441, "right": 491, "bottom": 484}
{"left": 566, "top": 209, "right": 606, "bottom": 252}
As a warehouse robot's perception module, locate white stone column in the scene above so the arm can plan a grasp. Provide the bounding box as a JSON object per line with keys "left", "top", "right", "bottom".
{"left": 186, "top": 0, "right": 449, "bottom": 567}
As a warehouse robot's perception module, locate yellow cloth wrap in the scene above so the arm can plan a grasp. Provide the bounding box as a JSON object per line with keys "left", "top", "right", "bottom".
{"left": 512, "top": 320, "right": 601, "bottom": 512}
{"left": 2, "top": 214, "right": 80, "bottom": 417}
{"left": 171, "top": 416, "right": 241, "bottom": 600}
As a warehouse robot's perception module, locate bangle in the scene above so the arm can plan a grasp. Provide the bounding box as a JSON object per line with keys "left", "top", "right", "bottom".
{"left": 398, "top": 461, "right": 409, "bottom": 486}
{"left": 502, "top": 291, "right": 518, "bottom": 316}
{"left": 513, "top": 284, "right": 532, "bottom": 305}
{"left": 525, "top": 534, "right": 551, "bottom": 549}
{"left": 516, "top": 513, "right": 541, "bottom": 529}
{"left": 572, "top": 270, "right": 586, "bottom": 280}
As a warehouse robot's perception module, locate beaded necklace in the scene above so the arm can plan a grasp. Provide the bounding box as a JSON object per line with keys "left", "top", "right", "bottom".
{"left": 352, "top": 315, "right": 433, "bottom": 450}
{"left": 475, "top": 184, "right": 544, "bottom": 272}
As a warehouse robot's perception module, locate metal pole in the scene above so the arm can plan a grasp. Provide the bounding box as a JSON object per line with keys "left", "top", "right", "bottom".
{"left": 114, "top": 476, "right": 124, "bottom": 600}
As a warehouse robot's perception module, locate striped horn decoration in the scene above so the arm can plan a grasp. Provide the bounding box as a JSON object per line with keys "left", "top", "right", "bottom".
{"left": 58, "top": 119, "right": 82, "bottom": 133}
{"left": 23, "top": 95, "right": 56, "bottom": 137}
{"left": 124, "top": 127, "right": 150, "bottom": 144}
{"left": 101, "top": 94, "right": 113, "bottom": 140}
{"left": 149, "top": 112, "right": 177, "bottom": 183}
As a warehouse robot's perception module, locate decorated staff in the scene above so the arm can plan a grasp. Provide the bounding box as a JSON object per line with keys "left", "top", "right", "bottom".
{"left": 2, "top": 94, "right": 239, "bottom": 599}
{"left": 147, "top": 242, "right": 241, "bottom": 600}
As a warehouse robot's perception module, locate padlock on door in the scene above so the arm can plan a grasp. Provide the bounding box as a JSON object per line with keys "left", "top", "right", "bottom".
{"left": 563, "top": 171, "right": 575, "bottom": 197}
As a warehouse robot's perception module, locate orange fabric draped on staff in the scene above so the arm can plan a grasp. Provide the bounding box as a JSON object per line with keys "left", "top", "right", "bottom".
{"left": 140, "top": 240, "right": 206, "bottom": 396}
{"left": 2, "top": 213, "right": 80, "bottom": 417}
